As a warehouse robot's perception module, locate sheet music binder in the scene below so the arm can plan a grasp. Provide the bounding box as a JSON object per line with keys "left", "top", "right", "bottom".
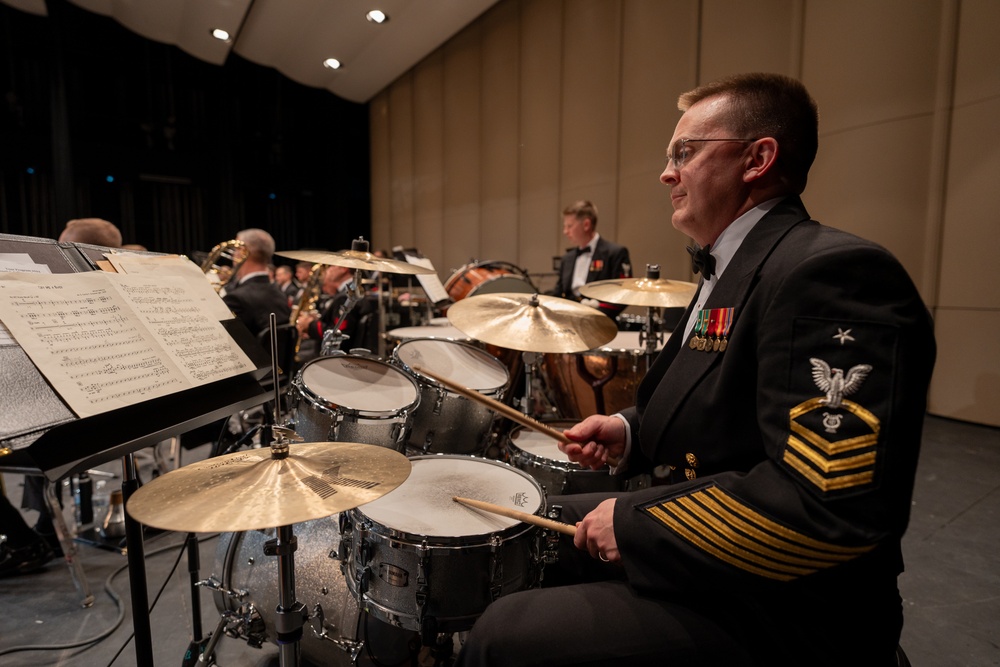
{"left": 0, "top": 233, "right": 271, "bottom": 479}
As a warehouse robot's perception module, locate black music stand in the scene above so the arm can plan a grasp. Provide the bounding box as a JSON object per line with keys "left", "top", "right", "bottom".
{"left": 0, "top": 233, "right": 272, "bottom": 666}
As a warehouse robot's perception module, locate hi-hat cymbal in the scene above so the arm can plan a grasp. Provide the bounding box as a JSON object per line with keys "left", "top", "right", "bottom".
{"left": 126, "top": 442, "right": 411, "bottom": 532}
{"left": 447, "top": 292, "right": 617, "bottom": 353}
{"left": 578, "top": 277, "right": 698, "bottom": 307}
{"left": 276, "top": 249, "right": 435, "bottom": 275}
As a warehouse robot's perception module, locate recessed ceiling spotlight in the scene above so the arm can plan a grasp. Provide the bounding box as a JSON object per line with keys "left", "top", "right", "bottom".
{"left": 323, "top": 58, "right": 342, "bottom": 70}
{"left": 366, "top": 10, "right": 388, "bottom": 24}
{"left": 211, "top": 28, "right": 231, "bottom": 41}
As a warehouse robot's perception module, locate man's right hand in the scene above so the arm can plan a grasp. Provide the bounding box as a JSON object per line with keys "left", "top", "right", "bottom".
{"left": 561, "top": 415, "right": 627, "bottom": 470}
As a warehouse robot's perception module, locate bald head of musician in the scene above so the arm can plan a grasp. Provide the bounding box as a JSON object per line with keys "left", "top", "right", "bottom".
{"left": 58, "top": 218, "right": 122, "bottom": 248}
{"left": 234, "top": 228, "right": 276, "bottom": 278}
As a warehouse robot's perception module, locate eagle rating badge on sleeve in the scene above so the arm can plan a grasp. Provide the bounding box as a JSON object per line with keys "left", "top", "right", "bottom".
{"left": 782, "top": 317, "right": 898, "bottom": 497}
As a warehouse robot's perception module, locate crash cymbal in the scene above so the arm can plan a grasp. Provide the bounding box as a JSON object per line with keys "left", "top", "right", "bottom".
{"left": 578, "top": 277, "right": 697, "bottom": 307}
{"left": 447, "top": 292, "right": 617, "bottom": 353}
{"left": 126, "top": 442, "right": 411, "bottom": 532}
{"left": 276, "top": 249, "right": 435, "bottom": 275}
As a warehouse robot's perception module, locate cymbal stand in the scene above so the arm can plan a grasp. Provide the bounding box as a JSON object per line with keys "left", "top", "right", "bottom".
{"left": 520, "top": 350, "right": 542, "bottom": 416}
{"left": 265, "top": 434, "right": 308, "bottom": 667}
{"left": 321, "top": 273, "right": 362, "bottom": 355}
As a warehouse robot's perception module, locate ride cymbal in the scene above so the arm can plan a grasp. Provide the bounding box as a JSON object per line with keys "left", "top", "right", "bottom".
{"left": 276, "top": 249, "right": 435, "bottom": 275}
{"left": 126, "top": 442, "right": 411, "bottom": 532}
{"left": 447, "top": 292, "right": 617, "bottom": 353}
{"left": 578, "top": 277, "right": 697, "bottom": 308}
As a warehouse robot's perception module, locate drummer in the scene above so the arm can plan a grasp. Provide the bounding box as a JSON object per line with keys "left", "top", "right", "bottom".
{"left": 548, "top": 200, "right": 633, "bottom": 321}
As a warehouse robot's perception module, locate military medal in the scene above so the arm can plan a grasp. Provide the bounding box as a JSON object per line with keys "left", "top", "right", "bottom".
{"left": 689, "top": 309, "right": 709, "bottom": 349}
{"left": 691, "top": 307, "right": 734, "bottom": 353}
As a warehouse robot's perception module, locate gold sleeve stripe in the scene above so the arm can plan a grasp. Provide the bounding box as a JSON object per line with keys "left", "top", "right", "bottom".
{"left": 682, "top": 495, "right": 856, "bottom": 564}
{"left": 786, "top": 435, "right": 877, "bottom": 473}
{"left": 789, "top": 421, "right": 878, "bottom": 455}
{"left": 645, "top": 505, "right": 796, "bottom": 581}
{"left": 703, "top": 487, "right": 873, "bottom": 555}
{"left": 643, "top": 486, "right": 876, "bottom": 581}
{"left": 673, "top": 496, "right": 842, "bottom": 569}
{"left": 784, "top": 450, "right": 875, "bottom": 491}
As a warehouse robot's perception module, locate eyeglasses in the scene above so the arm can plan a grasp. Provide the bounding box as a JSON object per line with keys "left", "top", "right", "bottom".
{"left": 664, "top": 138, "right": 755, "bottom": 170}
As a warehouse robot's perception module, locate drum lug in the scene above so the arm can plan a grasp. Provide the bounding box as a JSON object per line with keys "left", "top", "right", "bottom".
{"left": 415, "top": 540, "right": 431, "bottom": 622}
{"left": 488, "top": 534, "right": 504, "bottom": 601}
{"left": 432, "top": 387, "right": 445, "bottom": 415}
{"left": 329, "top": 413, "right": 344, "bottom": 441}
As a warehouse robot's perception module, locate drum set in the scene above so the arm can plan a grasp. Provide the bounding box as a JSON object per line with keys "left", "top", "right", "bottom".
{"left": 125, "top": 239, "right": 696, "bottom": 667}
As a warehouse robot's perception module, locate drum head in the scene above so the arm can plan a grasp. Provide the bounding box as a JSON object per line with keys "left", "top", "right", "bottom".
{"left": 394, "top": 338, "right": 507, "bottom": 392}
{"left": 596, "top": 330, "right": 666, "bottom": 353}
{"left": 387, "top": 325, "right": 470, "bottom": 342}
{"left": 357, "top": 456, "right": 542, "bottom": 538}
{"left": 510, "top": 422, "right": 579, "bottom": 464}
{"left": 299, "top": 356, "right": 418, "bottom": 412}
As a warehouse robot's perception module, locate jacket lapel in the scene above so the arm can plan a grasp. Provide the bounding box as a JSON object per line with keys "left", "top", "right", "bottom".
{"left": 636, "top": 198, "right": 812, "bottom": 455}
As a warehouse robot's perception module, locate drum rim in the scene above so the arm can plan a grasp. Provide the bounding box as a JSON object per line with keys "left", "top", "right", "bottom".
{"left": 294, "top": 354, "right": 422, "bottom": 416}
{"left": 391, "top": 337, "right": 509, "bottom": 393}
{"left": 349, "top": 454, "right": 545, "bottom": 545}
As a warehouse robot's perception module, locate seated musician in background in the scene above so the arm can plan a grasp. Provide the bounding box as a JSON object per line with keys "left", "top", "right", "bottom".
{"left": 221, "top": 228, "right": 291, "bottom": 339}
{"left": 548, "top": 200, "right": 632, "bottom": 320}
{"left": 273, "top": 264, "right": 300, "bottom": 306}
{"left": 456, "top": 73, "right": 936, "bottom": 666}
{"left": 58, "top": 217, "right": 122, "bottom": 248}
{"left": 296, "top": 265, "right": 376, "bottom": 358}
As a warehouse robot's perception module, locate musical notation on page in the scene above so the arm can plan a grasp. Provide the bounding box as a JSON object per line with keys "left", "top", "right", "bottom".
{"left": 0, "top": 272, "right": 255, "bottom": 418}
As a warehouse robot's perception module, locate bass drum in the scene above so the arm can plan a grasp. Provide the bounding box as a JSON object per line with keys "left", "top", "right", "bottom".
{"left": 444, "top": 260, "right": 537, "bottom": 302}
{"left": 213, "top": 518, "right": 417, "bottom": 667}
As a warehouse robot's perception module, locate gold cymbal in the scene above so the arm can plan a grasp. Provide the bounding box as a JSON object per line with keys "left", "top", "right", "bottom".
{"left": 276, "top": 249, "right": 435, "bottom": 275}
{"left": 126, "top": 442, "right": 411, "bottom": 532}
{"left": 578, "top": 277, "right": 698, "bottom": 307}
{"left": 447, "top": 292, "right": 617, "bottom": 353}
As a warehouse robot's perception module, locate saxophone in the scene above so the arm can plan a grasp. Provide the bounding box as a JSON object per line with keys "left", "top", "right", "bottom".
{"left": 289, "top": 263, "right": 324, "bottom": 326}
{"left": 201, "top": 239, "right": 247, "bottom": 292}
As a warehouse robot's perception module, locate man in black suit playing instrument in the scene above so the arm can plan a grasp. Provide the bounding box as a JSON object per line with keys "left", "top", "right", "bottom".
{"left": 221, "top": 228, "right": 291, "bottom": 339}
{"left": 456, "top": 73, "right": 936, "bottom": 666}
{"left": 550, "top": 200, "right": 632, "bottom": 320}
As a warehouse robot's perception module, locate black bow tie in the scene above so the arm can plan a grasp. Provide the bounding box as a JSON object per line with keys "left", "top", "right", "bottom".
{"left": 575, "top": 246, "right": 592, "bottom": 257}
{"left": 687, "top": 244, "right": 716, "bottom": 280}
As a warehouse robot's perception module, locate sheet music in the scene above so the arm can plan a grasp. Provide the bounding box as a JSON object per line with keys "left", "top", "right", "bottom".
{"left": 399, "top": 252, "right": 450, "bottom": 303}
{"left": 105, "top": 253, "right": 234, "bottom": 320}
{"left": 0, "top": 272, "right": 255, "bottom": 418}
{"left": 0, "top": 254, "right": 53, "bottom": 346}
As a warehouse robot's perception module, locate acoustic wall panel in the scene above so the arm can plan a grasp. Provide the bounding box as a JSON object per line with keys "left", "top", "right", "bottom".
{"left": 413, "top": 52, "right": 447, "bottom": 266}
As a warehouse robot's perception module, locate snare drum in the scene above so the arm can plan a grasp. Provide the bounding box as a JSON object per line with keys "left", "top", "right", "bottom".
{"left": 384, "top": 325, "right": 472, "bottom": 357}
{"left": 444, "top": 260, "right": 537, "bottom": 301}
{"left": 342, "top": 455, "right": 544, "bottom": 633}
{"left": 393, "top": 338, "right": 508, "bottom": 455}
{"left": 505, "top": 421, "right": 625, "bottom": 495}
{"left": 542, "top": 331, "right": 666, "bottom": 419}
{"left": 214, "top": 518, "right": 415, "bottom": 666}
{"left": 291, "top": 355, "right": 420, "bottom": 449}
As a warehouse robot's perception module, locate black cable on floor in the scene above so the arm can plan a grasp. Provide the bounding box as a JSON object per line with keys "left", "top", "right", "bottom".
{"left": 0, "top": 533, "right": 216, "bottom": 663}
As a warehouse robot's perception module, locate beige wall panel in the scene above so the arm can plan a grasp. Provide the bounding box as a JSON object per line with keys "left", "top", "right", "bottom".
{"left": 928, "top": 309, "right": 1000, "bottom": 427}
{"left": 953, "top": 0, "right": 1000, "bottom": 105}
{"left": 806, "top": 115, "right": 934, "bottom": 291}
{"left": 699, "top": 0, "right": 799, "bottom": 81}
{"left": 938, "top": 97, "right": 1000, "bottom": 309}
{"left": 559, "top": 0, "right": 622, "bottom": 240}
{"left": 618, "top": 0, "right": 698, "bottom": 281}
{"left": 480, "top": 1, "right": 522, "bottom": 264}
{"left": 412, "top": 52, "right": 446, "bottom": 267}
{"left": 388, "top": 75, "right": 416, "bottom": 249}
{"left": 518, "top": 0, "right": 564, "bottom": 276}
{"left": 441, "top": 25, "right": 483, "bottom": 274}
{"left": 370, "top": 93, "right": 391, "bottom": 251}
{"left": 802, "top": 1, "right": 941, "bottom": 133}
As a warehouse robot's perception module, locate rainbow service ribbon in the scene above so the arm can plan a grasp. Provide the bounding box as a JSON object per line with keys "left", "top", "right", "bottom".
{"left": 688, "top": 307, "right": 734, "bottom": 352}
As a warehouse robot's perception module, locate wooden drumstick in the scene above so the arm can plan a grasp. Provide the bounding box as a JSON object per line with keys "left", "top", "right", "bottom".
{"left": 412, "top": 364, "right": 620, "bottom": 467}
{"left": 453, "top": 496, "right": 577, "bottom": 536}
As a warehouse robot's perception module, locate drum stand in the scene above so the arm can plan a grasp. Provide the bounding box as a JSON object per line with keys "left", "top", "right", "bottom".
{"left": 519, "top": 351, "right": 543, "bottom": 416}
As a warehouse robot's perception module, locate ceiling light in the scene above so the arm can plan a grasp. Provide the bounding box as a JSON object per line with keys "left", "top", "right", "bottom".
{"left": 323, "top": 58, "right": 342, "bottom": 70}
{"left": 211, "top": 28, "right": 231, "bottom": 41}
{"left": 366, "top": 10, "right": 388, "bottom": 24}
